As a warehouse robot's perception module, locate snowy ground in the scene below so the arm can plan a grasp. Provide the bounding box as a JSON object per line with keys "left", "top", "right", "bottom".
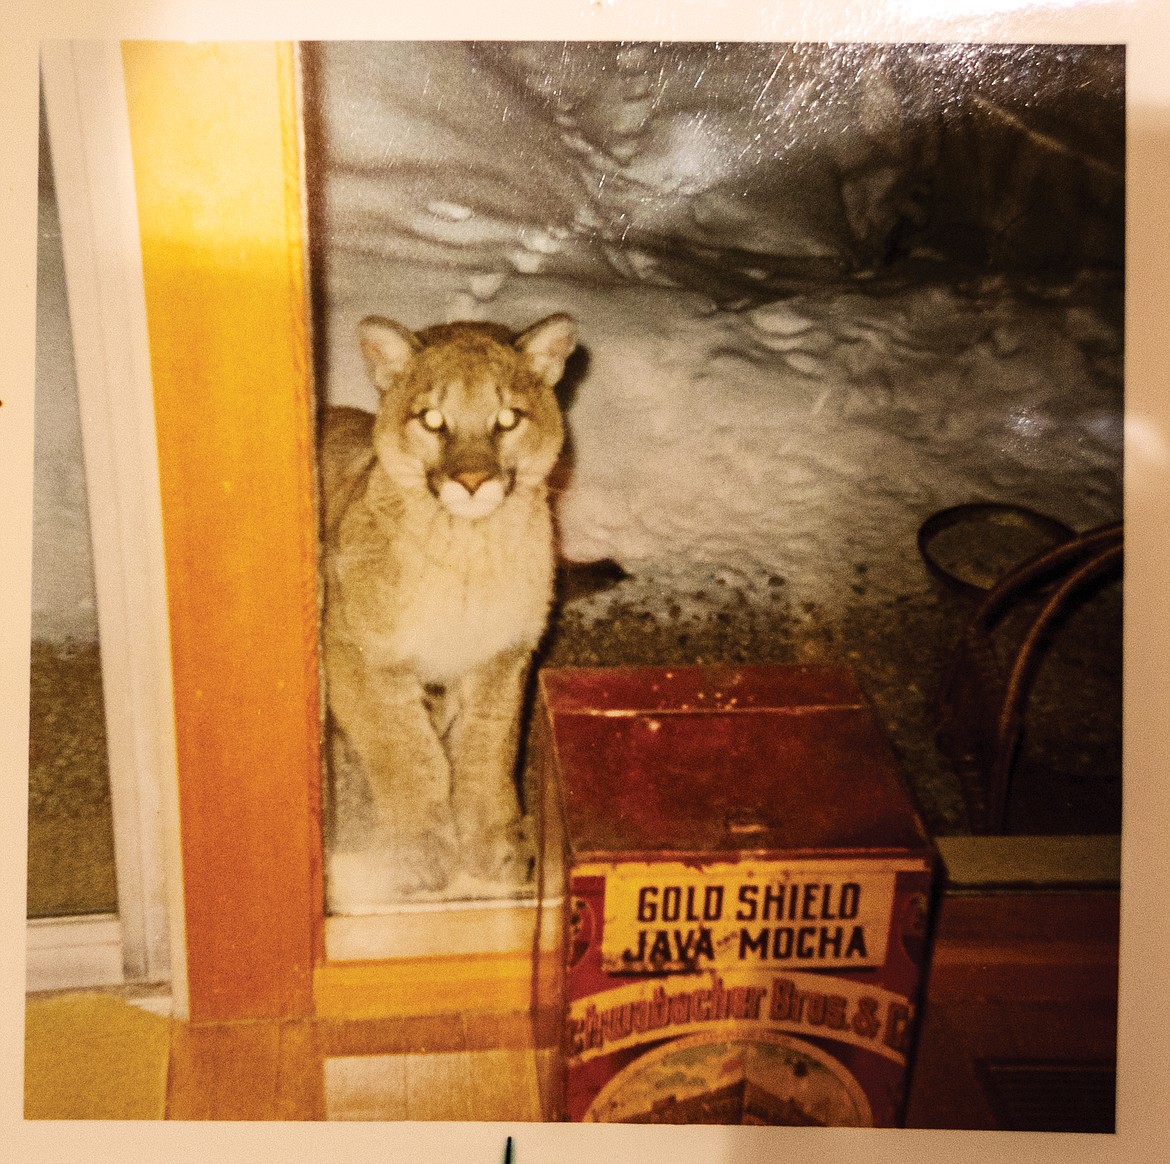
{"left": 305, "top": 41, "right": 1124, "bottom": 909}
{"left": 320, "top": 255, "right": 1122, "bottom": 618}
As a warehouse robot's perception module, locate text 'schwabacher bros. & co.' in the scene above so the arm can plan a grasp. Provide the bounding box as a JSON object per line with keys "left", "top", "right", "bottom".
{"left": 529, "top": 665, "right": 935, "bottom": 1126}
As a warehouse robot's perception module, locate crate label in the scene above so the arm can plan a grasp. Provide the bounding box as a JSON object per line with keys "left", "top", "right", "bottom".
{"left": 579, "top": 1026, "right": 876, "bottom": 1125}
{"left": 568, "top": 966, "right": 915, "bottom": 1068}
{"left": 601, "top": 860, "right": 903, "bottom": 973}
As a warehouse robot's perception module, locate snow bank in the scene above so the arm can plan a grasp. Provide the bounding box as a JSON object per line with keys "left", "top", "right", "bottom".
{"left": 308, "top": 41, "right": 1123, "bottom": 615}
{"left": 32, "top": 183, "right": 100, "bottom": 644}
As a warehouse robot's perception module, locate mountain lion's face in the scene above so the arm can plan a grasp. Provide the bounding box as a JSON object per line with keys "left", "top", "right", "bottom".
{"left": 360, "top": 315, "right": 575, "bottom": 520}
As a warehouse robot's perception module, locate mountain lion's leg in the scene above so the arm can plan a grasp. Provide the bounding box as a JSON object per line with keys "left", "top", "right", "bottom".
{"left": 326, "top": 641, "right": 457, "bottom": 893}
{"left": 447, "top": 644, "right": 532, "bottom": 884}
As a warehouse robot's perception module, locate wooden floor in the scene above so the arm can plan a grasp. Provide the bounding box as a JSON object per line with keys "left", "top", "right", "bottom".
{"left": 165, "top": 1010, "right": 544, "bottom": 1121}
{"left": 167, "top": 993, "right": 1117, "bottom": 1127}
{"left": 147, "top": 883, "right": 1123, "bottom": 1125}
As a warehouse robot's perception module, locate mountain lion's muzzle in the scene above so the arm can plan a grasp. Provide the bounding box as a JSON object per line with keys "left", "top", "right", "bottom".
{"left": 428, "top": 438, "right": 515, "bottom": 519}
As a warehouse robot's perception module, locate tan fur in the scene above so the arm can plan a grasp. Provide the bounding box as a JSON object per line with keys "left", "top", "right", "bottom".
{"left": 321, "top": 314, "right": 576, "bottom": 897}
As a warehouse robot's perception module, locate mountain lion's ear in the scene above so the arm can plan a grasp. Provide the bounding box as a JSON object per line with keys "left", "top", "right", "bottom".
{"left": 515, "top": 313, "right": 578, "bottom": 386}
{"left": 358, "top": 317, "right": 421, "bottom": 392}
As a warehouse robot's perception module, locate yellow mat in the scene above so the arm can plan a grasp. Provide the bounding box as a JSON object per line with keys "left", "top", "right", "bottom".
{"left": 24, "top": 992, "right": 172, "bottom": 1120}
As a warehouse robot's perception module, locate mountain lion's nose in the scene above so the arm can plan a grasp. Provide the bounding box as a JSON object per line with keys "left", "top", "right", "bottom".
{"left": 454, "top": 470, "right": 493, "bottom": 494}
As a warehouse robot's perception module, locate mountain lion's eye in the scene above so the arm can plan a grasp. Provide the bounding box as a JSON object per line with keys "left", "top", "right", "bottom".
{"left": 496, "top": 407, "right": 520, "bottom": 431}
{"left": 420, "top": 408, "right": 446, "bottom": 432}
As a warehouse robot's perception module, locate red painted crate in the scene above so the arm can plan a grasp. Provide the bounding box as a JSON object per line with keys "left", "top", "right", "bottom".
{"left": 529, "top": 664, "right": 936, "bottom": 1126}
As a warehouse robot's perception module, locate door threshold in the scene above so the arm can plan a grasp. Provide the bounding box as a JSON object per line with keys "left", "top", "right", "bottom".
{"left": 317, "top": 893, "right": 564, "bottom": 1019}
{"left": 26, "top": 914, "right": 124, "bottom": 993}
{"left": 324, "top": 893, "right": 562, "bottom": 962}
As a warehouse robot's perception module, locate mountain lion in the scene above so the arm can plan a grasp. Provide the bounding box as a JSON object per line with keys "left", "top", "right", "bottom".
{"left": 320, "top": 313, "right": 577, "bottom": 899}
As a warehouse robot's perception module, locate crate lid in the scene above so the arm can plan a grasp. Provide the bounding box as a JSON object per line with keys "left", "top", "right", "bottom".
{"left": 539, "top": 664, "right": 930, "bottom": 858}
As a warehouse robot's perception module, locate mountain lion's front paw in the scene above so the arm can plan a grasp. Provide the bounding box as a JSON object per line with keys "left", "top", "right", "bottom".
{"left": 462, "top": 819, "right": 534, "bottom": 888}
{"left": 385, "top": 827, "right": 459, "bottom": 897}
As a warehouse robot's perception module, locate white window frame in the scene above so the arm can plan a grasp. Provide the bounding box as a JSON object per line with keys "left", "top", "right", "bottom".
{"left": 33, "top": 41, "right": 186, "bottom": 1012}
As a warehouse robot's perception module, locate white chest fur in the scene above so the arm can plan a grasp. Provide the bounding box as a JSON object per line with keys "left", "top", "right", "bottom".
{"left": 339, "top": 487, "right": 555, "bottom": 684}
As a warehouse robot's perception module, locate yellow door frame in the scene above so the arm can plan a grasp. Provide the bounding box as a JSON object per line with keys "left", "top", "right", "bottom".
{"left": 123, "top": 41, "right": 322, "bottom": 1022}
